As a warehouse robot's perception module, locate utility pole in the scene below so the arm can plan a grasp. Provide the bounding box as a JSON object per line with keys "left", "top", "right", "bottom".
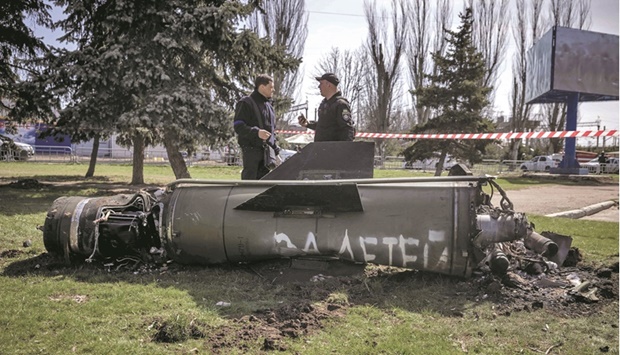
{"left": 596, "top": 117, "right": 601, "bottom": 149}
{"left": 577, "top": 118, "right": 602, "bottom": 150}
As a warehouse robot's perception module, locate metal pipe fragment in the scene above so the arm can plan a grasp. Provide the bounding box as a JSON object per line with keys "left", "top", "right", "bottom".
{"left": 524, "top": 231, "right": 559, "bottom": 257}
{"left": 473, "top": 213, "right": 530, "bottom": 248}
{"left": 488, "top": 246, "right": 510, "bottom": 275}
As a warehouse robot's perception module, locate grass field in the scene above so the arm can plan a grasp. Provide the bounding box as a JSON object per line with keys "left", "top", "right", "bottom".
{"left": 0, "top": 162, "right": 618, "bottom": 354}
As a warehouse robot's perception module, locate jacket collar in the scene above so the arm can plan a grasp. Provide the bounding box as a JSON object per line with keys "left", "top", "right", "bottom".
{"left": 251, "top": 90, "right": 270, "bottom": 104}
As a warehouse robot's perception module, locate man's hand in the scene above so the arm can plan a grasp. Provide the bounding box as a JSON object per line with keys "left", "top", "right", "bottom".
{"left": 258, "top": 129, "right": 271, "bottom": 141}
{"left": 298, "top": 114, "right": 308, "bottom": 127}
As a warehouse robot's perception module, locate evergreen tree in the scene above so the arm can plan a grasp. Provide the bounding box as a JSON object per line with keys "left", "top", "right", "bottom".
{"left": 0, "top": 0, "right": 51, "bottom": 122}
{"left": 403, "top": 7, "right": 494, "bottom": 176}
{"left": 42, "top": 0, "right": 299, "bottom": 184}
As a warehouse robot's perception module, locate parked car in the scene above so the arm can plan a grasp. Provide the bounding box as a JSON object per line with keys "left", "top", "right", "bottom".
{"left": 519, "top": 155, "right": 557, "bottom": 172}
{"left": 278, "top": 149, "right": 297, "bottom": 162}
{"left": 581, "top": 157, "right": 619, "bottom": 174}
{"left": 404, "top": 155, "right": 460, "bottom": 171}
{"left": 0, "top": 134, "right": 35, "bottom": 161}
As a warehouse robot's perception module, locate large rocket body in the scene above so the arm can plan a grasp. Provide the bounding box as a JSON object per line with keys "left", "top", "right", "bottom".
{"left": 44, "top": 177, "right": 537, "bottom": 277}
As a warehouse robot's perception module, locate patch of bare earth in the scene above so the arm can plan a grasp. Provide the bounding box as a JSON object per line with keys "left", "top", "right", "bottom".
{"left": 196, "top": 258, "right": 618, "bottom": 353}
{"left": 207, "top": 302, "right": 345, "bottom": 353}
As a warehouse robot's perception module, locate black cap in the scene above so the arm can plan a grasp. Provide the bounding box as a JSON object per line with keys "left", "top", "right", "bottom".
{"left": 315, "top": 73, "right": 339, "bottom": 86}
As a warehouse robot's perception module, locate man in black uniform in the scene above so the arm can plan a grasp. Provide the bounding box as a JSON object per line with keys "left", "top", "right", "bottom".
{"left": 298, "top": 73, "right": 355, "bottom": 141}
{"left": 597, "top": 151, "right": 607, "bottom": 174}
{"left": 233, "top": 74, "right": 280, "bottom": 180}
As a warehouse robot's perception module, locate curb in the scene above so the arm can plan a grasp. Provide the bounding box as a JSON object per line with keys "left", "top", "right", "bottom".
{"left": 545, "top": 200, "right": 619, "bottom": 219}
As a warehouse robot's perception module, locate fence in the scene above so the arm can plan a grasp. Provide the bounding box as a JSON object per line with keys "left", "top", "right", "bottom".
{"left": 373, "top": 156, "right": 527, "bottom": 175}
{"left": 22, "top": 145, "right": 241, "bottom": 166}
{"left": 29, "top": 146, "right": 77, "bottom": 163}
{"left": 16, "top": 146, "right": 581, "bottom": 176}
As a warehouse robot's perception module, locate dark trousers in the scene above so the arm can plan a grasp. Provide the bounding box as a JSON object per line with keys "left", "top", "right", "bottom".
{"left": 241, "top": 147, "right": 269, "bottom": 180}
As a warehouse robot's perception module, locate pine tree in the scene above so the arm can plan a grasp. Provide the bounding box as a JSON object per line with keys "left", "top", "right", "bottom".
{"left": 403, "top": 7, "right": 494, "bottom": 176}
{"left": 0, "top": 0, "right": 51, "bottom": 120}
{"left": 41, "top": 0, "right": 299, "bottom": 184}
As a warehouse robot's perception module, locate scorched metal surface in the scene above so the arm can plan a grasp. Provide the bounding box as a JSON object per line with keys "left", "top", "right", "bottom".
{"left": 43, "top": 177, "right": 550, "bottom": 278}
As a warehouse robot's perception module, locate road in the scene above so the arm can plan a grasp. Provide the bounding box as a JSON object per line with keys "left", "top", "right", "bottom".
{"left": 492, "top": 183, "right": 619, "bottom": 222}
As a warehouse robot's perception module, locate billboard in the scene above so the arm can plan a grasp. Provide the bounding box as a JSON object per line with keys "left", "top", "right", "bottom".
{"left": 526, "top": 26, "right": 619, "bottom": 104}
{"left": 0, "top": 121, "right": 71, "bottom": 148}
{"left": 0, "top": 121, "right": 38, "bottom": 144}
{"left": 525, "top": 29, "right": 554, "bottom": 104}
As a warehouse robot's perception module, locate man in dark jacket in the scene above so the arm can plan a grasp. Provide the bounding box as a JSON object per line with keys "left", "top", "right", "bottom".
{"left": 298, "top": 73, "right": 355, "bottom": 141}
{"left": 233, "top": 74, "right": 280, "bottom": 180}
{"left": 597, "top": 151, "right": 607, "bottom": 174}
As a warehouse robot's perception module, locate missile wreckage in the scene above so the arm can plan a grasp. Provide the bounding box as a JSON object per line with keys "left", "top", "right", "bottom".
{"left": 41, "top": 142, "right": 570, "bottom": 277}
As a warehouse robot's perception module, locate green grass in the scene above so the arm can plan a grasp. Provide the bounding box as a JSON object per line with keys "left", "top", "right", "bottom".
{"left": 529, "top": 216, "right": 619, "bottom": 263}
{"left": 1, "top": 161, "right": 241, "bottom": 185}
{"left": 4, "top": 161, "right": 612, "bottom": 189}
{"left": 0, "top": 161, "right": 618, "bottom": 354}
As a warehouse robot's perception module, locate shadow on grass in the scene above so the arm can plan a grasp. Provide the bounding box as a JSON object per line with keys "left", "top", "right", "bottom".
{"left": 3, "top": 245, "right": 616, "bottom": 352}
{"left": 22, "top": 175, "right": 110, "bottom": 182}
{"left": 2, "top": 252, "right": 475, "bottom": 320}
{"left": 0, "top": 181, "right": 155, "bottom": 216}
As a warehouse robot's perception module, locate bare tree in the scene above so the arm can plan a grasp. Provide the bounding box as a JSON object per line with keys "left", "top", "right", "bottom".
{"left": 507, "top": 0, "right": 544, "bottom": 160}
{"left": 574, "top": 0, "right": 592, "bottom": 29}
{"left": 312, "top": 47, "right": 369, "bottom": 123}
{"left": 249, "top": 0, "right": 308, "bottom": 126}
{"left": 468, "top": 0, "right": 510, "bottom": 108}
{"left": 405, "top": 0, "right": 452, "bottom": 126}
{"left": 363, "top": 0, "right": 408, "bottom": 158}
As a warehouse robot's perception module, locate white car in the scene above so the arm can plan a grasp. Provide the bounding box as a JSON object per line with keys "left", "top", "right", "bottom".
{"left": 0, "top": 134, "right": 35, "bottom": 161}
{"left": 519, "top": 156, "right": 557, "bottom": 172}
{"left": 581, "top": 157, "right": 619, "bottom": 174}
{"left": 278, "top": 149, "right": 297, "bottom": 162}
{"left": 404, "top": 155, "right": 459, "bottom": 171}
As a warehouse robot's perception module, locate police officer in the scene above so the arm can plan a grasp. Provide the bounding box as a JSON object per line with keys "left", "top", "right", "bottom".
{"left": 233, "top": 74, "right": 280, "bottom": 180}
{"left": 298, "top": 73, "right": 355, "bottom": 141}
{"left": 597, "top": 151, "right": 607, "bottom": 174}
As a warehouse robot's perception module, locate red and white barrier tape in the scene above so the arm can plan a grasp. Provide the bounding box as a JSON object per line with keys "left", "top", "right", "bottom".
{"left": 276, "top": 130, "right": 618, "bottom": 140}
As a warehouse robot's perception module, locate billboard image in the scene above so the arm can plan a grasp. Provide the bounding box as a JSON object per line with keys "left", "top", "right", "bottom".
{"left": 524, "top": 29, "right": 554, "bottom": 103}
{"left": 0, "top": 121, "right": 38, "bottom": 144}
{"left": 526, "top": 26, "right": 619, "bottom": 104}
{"left": 0, "top": 121, "right": 71, "bottom": 148}
{"left": 554, "top": 27, "right": 619, "bottom": 97}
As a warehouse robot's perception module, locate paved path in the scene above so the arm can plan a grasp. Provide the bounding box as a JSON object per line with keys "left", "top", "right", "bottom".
{"left": 492, "top": 184, "right": 619, "bottom": 222}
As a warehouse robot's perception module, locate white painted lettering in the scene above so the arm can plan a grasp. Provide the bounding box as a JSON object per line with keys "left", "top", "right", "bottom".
{"left": 338, "top": 230, "right": 354, "bottom": 260}
{"left": 382, "top": 237, "right": 398, "bottom": 266}
{"left": 428, "top": 230, "right": 445, "bottom": 242}
{"left": 359, "top": 236, "right": 378, "bottom": 262}
{"left": 436, "top": 247, "right": 449, "bottom": 268}
{"left": 399, "top": 235, "right": 419, "bottom": 267}
{"left": 274, "top": 232, "right": 297, "bottom": 249}
{"left": 302, "top": 232, "right": 320, "bottom": 254}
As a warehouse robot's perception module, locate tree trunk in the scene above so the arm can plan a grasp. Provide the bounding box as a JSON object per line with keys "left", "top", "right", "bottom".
{"left": 164, "top": 137, "right": 191, "bottom": 179}
{"left": 434, "top": 149, "right": 447, "bottom": 176}
{"left": 131, "top": 133, "right": 145, "bottom": 185}
{"left": 509, "top": 138, "right": 522, "bottom": 160}
{"left": 85, "top": 134, "right": 100, "bottom": 178}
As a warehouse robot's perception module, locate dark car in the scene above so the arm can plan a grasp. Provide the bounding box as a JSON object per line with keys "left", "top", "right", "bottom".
{"left": 0, "top": 134, "right": 35, "bottom": 161}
